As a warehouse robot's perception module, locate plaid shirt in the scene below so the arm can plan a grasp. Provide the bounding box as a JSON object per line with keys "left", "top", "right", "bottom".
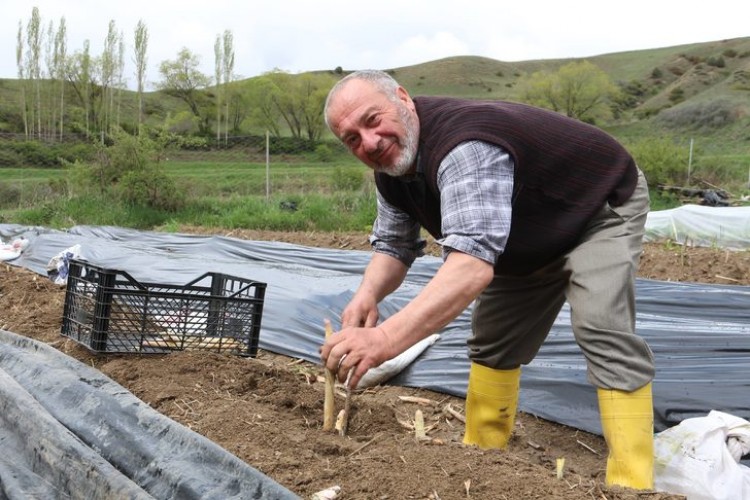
{"left": 370, "top": 140, "right": 514, "bottom": 267}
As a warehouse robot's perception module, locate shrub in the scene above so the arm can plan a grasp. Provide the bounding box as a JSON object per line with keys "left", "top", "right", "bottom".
{"left": 625, "top": 137, "right": 691, "bottom": 187}
{"left": 0, "top": 148, "right": 22, "bottom": 167}
{"left": 706, "top": 56, "right": 725, "bottom": 68}
{"left": 57, "top": 142, "right": 97, "bottom": 164}
{"left": 0, "top": 182, "right": 21, "bottom": 208}
{"left": 656, "top": 100, "right": 739, "bottom": 131}
{"left": 9, "top": 141, "right": 58, "bottom": 167}
{"left": 118, "top": 169, "right": 184, "bottom": 211}
{"left": 314, "top": 144, "right": 334, "bottom": 162}
{"left": 669, "top": 87, "right": 685, "bottom": 103}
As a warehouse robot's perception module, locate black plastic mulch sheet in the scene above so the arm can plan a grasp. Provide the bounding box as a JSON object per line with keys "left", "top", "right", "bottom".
{"left": 1, "top": 223, "right": 749, "bottom": 475}
{"left": 0, "top": 327, "right": 298, "bottom": 500}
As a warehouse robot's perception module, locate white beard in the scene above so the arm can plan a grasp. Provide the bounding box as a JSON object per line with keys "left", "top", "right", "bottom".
{"left": 380, "top": 103, "right": 418, "bottom": 177}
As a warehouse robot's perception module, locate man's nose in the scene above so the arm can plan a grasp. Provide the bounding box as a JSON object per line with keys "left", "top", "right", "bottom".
{"left": 360, "top": 129, "right": 380, "bottom": 151}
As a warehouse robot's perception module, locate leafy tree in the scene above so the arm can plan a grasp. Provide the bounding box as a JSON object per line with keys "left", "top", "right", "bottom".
{"left": 64, "top": 40, "right": 119, "bottom": 139}
{"left": 519, "top": 60, "right": 620, "bottom": 122}
{"left": 264, "top": 70, "right": 334, "bottom": 140}
{"left": 64, "top": 40, "right": 95, "bottom": 136}
{"left": 242, "top": 75, "right": 283, "bottom": 136}
{"left": 226, "top": 87, "right": 250, "bottom": 133}
{"left": 299, "top": 73, "right": 332, "bottom": 141}
{"left": 157, "top": 48, "right": 213, "bottom": 134}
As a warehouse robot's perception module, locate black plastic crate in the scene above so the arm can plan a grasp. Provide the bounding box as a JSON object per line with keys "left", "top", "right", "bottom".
{"left": 61, "top": 259, "right": 266, "bottom": 357}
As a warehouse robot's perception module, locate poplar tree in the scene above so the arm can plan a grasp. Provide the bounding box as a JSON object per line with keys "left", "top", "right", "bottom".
{"left": 116, "top": 32, "right": 125, "bottom": 129}
{"left": 26, "top": 7, "right": 42, "bottom": 138}
{"left": 133, "top": 20, "right": 148, "bottom": 133}
{"left": 45, "top": 20, "right": 55, "bottom": 138}
{"left": 214, "top": 35, "right": 222, "bottom": 141}
{"left": 16, "top": 21, "right": 28, "bottom": 137}
{"left": 222, "top": 30, "right": 234, "bottom": 142}
{"left": 101, "top": 20, "right": 119, "bottom": 139}
{"left": 81, "top": 40, "right": 91, "bottom": 136}
{"left": 54, "top": 17, "right": 67, "bottom": 139}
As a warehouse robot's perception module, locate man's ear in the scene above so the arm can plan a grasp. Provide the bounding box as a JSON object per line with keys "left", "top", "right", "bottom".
{"left": 396, "top": 86, "right": 414, "bottom": 111}
{"left": 396, "top": 86, "right": 412, "bottom": 106}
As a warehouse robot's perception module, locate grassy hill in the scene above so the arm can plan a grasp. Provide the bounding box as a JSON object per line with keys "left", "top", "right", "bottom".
{"left": 382, "top": 37, "right": 750, "bottom": 107}
{"left": 367, "top": 37, "right": 750, "bottom": 155}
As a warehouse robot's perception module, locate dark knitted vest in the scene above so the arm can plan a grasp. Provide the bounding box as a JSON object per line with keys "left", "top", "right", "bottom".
{"left": 375, "top": 96, "right": 638, "bottom": 276}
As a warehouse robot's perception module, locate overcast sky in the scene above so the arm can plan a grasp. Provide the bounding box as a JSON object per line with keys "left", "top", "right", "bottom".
{"left": 3, "top": 0, "right": 748, "bottom": 89}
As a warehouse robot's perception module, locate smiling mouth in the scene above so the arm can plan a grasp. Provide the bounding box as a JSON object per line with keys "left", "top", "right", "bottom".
{"left": 371, "top": 141, "right": 395, "bottom": 166}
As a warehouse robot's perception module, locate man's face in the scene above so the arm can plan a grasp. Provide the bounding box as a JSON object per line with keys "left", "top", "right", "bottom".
{"left": 326, "top": 80, "right": 419, "bottom": 177}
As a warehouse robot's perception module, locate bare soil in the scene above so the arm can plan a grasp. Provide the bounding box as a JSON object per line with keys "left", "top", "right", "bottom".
{"left": 2, "top": 228, "right": 748, "bottom": 500}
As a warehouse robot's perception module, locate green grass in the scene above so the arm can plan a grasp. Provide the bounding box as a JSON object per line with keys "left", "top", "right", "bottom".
{"left": 0, "top": 158, "right": 378, "bottom": 232}
{"left": 0, "top": 168, "right": 68, "bottom": 181}
{"left": 2, "top": 141, "right": 748, "bottom": 231}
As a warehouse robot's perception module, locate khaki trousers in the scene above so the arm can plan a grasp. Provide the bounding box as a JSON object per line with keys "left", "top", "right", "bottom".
{"left": 469, "top": 169, "right": 655, "bottom": 391}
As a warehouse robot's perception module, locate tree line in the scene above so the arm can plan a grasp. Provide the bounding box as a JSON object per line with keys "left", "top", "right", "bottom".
{"left": 13, "top": 7, "right": 335, "bottom": 144}
{"left": 15, "top": 7, "right": 146, "bottom": 140}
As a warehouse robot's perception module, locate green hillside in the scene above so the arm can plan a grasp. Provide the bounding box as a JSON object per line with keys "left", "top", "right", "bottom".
{"left": 1, "top": 35, "right": 749, "bottom": 153}
{"left": 368, "top": 37, "right": 750, "bottom": 155}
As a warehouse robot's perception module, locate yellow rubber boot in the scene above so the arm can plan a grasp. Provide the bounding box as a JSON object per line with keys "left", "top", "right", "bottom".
{"left": 597, "top": 382, "right": 654, "bottom": 490}
{"left": 462, "top": 363, "right": 520, "bottom": 449}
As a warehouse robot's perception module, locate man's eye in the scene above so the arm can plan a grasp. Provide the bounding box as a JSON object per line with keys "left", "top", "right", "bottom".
{"left": 346, "top": 136, "right": 360, "bottom": 148}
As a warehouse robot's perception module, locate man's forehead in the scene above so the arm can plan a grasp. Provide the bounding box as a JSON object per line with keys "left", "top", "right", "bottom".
{"left": 333, "top": 79, "right": 381, "bottom": 108}
{"left": 329, "top": 80, "right": 385, "bottom": 131}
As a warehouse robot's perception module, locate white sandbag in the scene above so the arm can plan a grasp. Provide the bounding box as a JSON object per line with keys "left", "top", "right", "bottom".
{"left": 654, "top": 410, "right": 750, "bottom": 500}
{"left": 356, "top": 334, "right": 440, "bottom": 390}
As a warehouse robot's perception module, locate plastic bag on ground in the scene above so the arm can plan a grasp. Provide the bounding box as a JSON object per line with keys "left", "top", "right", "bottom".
{"left": 0, "top": 237, "right": 29, "bottom": 262}
{"left": 654, "top": 410, "right": 750, "bottom": 499}
{"left": 46, "top": 244, "right": 82, "bottom": 284}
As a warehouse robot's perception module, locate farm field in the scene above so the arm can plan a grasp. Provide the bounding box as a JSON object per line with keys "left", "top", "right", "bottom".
{"left": 2, "top": 229, "right": 749, "bottom": 499}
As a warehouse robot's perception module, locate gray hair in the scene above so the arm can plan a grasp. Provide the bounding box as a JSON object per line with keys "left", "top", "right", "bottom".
{"left": 324, "top": 70, "right": 401, "bottom": 129}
